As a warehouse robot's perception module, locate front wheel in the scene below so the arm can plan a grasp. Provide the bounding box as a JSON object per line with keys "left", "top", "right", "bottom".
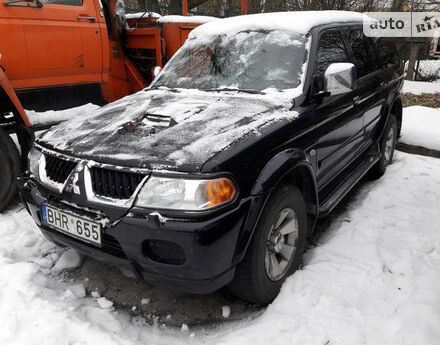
{"left": 0, "top": 129, "right": 21, "bottom": 212}
{"left": 369, "top": 114, "right": 397, "bottom": 179}
{"left": 228, "top": 184, "right": 307, "bottom": 305}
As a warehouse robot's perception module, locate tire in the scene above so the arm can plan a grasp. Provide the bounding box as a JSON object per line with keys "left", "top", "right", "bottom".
{"left": 369, "top": 114, "right": 397, "bottom": 179}
{"left": 228, "top": 184, "right": 307, "bottom": 305}
{"left": 0, "top": 129, "right": 21, "bottom": 212}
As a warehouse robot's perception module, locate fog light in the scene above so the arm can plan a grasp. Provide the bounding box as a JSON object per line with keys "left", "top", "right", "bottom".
{"left": 143, "top": 240, "right": 185, "bottom": 265}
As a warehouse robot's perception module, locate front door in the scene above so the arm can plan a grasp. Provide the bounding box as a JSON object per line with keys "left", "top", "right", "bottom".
{"left": 310, "top": 30, "right": 365, "bottom": 191}
{"left": 0, "top": 0, "right": 103, "bottom": 90}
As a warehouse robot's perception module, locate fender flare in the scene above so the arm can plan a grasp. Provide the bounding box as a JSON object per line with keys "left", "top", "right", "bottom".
{"left": 375, "top": 91, "right": 402, "bottom": 143}
{"left": 233, "top": 148, "right": 319, "bottom": 265}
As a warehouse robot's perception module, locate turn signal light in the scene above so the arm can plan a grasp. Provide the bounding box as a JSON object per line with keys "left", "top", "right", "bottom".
{"left": 203, "top": 178, "right": 236, "bottom": 207}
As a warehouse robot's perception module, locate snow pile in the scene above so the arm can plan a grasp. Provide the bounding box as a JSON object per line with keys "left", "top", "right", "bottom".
{"left": 97, "top": 297, "right": 114, "bottom": 309}
{"left": 52, "top": 248, "right": 82, "bottom": 272}
{"left": 403, "top": 80, "right": 440, "bottom": 94}
{"left": 125, "top": 12, "right": 161, "bottom": 19}
{"left": 189, "top": 11, "right": 367, "bottom": 40}
{"left": 26, "top": 103, "right": 100, "bottom": 126}
{"left": 157, "top": 15, "right": 216, "bottom": 24}
{"left": 400, "top": 106, "right": 440, "bottom": 151}
{"left": 66, "top": 284, "right": 86, "bottom": 298}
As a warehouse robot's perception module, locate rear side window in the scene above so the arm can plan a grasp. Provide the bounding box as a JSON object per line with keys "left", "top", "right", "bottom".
{"left": 344, "top": 29, "right": 377, "bottom": 78}
{"left": 376, "top": 38, "right": 399, "bottom": 68}
{"left": 315, "top": 31, "right": 349, "bottom": 90}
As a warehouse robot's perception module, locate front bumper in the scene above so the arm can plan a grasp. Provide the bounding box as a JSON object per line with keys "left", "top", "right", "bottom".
{"left": 18, "top": 176, "right": 261, "bottom": 294}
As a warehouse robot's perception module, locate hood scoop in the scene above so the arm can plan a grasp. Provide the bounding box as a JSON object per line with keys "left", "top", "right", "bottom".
{"left": 119, "top": 114, "right": 177, "bottom": 135}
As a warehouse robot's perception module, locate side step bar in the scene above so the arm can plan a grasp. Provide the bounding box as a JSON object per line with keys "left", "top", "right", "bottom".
{"left": 318, "top": 153, "right": 380, "bottom": 217}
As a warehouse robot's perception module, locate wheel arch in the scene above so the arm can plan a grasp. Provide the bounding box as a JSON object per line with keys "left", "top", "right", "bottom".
{"left": 233, "top": 149, "right": 319, "bottom": 266}
{"left": 390, "top": 96, "right": 403, "bottom": 137}
{"left": 375, "top": 92, "right": 403, "bottom": 144}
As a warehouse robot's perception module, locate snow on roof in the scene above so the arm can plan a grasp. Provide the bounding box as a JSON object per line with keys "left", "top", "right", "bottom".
{"left": 157, "top": 15, "right": 217, "bottom": 24}
{"left": 189, "top": 11, "right": 367, "bottom": 40}
{"left": 125, "top": 12, "right": 161, "bottom": 19}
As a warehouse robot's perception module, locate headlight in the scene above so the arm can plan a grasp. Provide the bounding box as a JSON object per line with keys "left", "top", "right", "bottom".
{"left": 134, "top": 176, "right": 236, "bottom": 211}
{"left": 28, "top": 147, "right": 42, "bottom": 179}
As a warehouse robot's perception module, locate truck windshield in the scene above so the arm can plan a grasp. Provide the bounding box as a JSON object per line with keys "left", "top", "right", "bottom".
{"left": 151, "top": 30, "right": 308, "bottom": 92}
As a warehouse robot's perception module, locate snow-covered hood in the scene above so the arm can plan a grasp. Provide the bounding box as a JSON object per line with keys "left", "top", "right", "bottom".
{"left": 37, "top": 88, "right": 299, "bottom": 172}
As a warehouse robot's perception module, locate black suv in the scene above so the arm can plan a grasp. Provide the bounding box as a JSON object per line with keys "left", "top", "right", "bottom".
{"left": 18, "top": 11, "right": 403, "bottom": 304}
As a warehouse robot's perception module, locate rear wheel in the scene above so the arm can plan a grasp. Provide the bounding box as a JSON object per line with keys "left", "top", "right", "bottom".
{"left": 369, "top": 114, "right": 397, "bottom": 179}
{"left": 0, "top": 129, "right": 21, "bottom": 212}
{"left": 228, "top": 184, "right": 307, "bottom": 305}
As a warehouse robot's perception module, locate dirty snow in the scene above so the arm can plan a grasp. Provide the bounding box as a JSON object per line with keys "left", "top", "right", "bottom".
{"left": 402, "top": 80, "right": 440, "bottom": 94}
{"left": 141, "top": 298, "right": 151, "bottom": 305}
{"left": 400, "top": 106, "right": 440, "bottom": 151}
{"left": 26, "top": 103, "right": 100, "bottom": 126}
{"left": 1, "top": 151, "right": 440, "bottom": 344}
{"left": 91, "top": 290, "right": 101, "bottom": 298}
{"left": 222, "top": 306, "right": 231, "bottom": 319}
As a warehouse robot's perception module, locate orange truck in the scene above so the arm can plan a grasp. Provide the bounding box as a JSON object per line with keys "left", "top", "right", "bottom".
{"left": 0, "top": 0, "right": 216, "bottom": 211}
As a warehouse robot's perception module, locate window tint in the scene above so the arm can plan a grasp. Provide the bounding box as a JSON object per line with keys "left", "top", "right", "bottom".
{"left": 41, "top": 0, "right": 83, "bottom": 5}
{"left": 376, "top": 38, "right": 399, "bottom": 68}
{"left": 344, "top": 30, "right": 377, "bottom": 78}
{"left": 315, "top": 31, "right": 348, "bottom": 90}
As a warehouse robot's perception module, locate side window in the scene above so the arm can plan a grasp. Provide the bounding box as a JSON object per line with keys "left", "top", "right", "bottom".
{"left": 344, "top": 29, "right": 377, "bottom": 78}
{"left": 40, "top": 0, "right": 83, "bottom": 5}
{"left": 314, "top": 31, "right": 349, "bottom": 91}
{"left": 376, "top": 38, "right": 399, "bottom": 69}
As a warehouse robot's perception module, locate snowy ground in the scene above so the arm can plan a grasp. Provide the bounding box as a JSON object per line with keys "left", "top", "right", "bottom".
{"left": 1, "top": 151, "right": 440, "bottom": 344}
{"left": 400, "top": 106, "right": 440, "bottom": 151}
{"left": 402, "top": 80, "right": 440, "bottom": 95}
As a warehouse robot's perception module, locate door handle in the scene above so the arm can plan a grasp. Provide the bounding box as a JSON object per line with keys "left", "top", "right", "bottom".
{"left": 353, "top": 96, "right": 361, "bottom": 106}
{"left": 77, "top": 16, "right": 96, "bottom": 23}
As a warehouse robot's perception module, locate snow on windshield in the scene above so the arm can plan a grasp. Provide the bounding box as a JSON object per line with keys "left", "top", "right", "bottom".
{"left": 152, "top": 30, "right": 307, "bottom": 91}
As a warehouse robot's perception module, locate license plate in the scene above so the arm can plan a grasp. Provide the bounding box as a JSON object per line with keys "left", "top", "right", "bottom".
{"left": 41, "top": 204, "right": 102, "bottom": 246}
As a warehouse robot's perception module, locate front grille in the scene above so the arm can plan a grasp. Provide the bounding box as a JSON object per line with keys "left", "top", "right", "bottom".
{"left": 44, "top": 154, "right": 77, "bottom": 184}
{"left": 90, "top": 167, "right": 146, "bottom": 199}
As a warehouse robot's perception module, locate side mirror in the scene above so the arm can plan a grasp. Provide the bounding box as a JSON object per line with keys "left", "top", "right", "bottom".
{"left": 324, "top": 63, "right": 356, "bottom": 96}
{"left": 151, "top": 66, "right": 161, "bottom": 79}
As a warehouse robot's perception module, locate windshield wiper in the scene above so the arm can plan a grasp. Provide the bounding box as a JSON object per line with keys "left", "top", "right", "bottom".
{"left": 3, "top": 0, "right": 43, "bottom": 7}
{"left": 205, "top": 88, "right": 262, "bottom": 95}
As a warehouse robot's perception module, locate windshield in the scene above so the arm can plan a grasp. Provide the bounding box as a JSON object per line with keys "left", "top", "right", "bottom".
{"left": 151, "top": 30, "right": 308, "bottom": 92}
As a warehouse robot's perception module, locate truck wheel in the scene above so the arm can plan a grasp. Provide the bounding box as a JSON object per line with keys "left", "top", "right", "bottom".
{"left": 369, "top": 114, "right": 397, "bottom": 179}
{"left": 0, "top": 129, "right": 21, "bottom": 212}
{"left": 229, "top": 184, "right": 307, "bottom": 305}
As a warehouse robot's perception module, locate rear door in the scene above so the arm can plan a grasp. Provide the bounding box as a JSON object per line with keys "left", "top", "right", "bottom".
{"left": 0, "top": 0, "right": 103, "bottom": 90}
{"left": 311, "top": 30, "right": 364, "bottom": 190}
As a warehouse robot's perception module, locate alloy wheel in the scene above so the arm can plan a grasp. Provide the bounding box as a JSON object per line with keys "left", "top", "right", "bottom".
{"left": 264, "top": 208, "right": 299, "bottom": 281}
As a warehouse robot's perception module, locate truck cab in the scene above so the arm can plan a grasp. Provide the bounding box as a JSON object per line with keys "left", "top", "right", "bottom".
{"left": 0, "top": 0, "right": 211, "bottom": 111}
